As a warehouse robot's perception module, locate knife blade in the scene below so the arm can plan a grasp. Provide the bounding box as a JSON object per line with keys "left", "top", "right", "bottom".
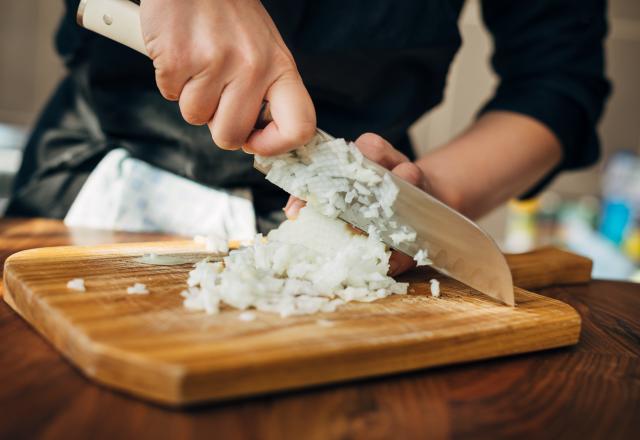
{"left": 77, "top": 0, "right": 515, "bottom": 305}
{"left": 255, "top": 129, "right": 514, "bottom": 306}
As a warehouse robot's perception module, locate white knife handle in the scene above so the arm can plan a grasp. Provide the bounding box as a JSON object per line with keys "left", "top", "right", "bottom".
{"left": 77, "top": 0, "right": 148, "bottom": 56}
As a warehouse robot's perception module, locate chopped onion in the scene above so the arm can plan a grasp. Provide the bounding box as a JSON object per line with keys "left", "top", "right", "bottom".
{"left": 183, "top": 133, "right": 443, "bottom": 318}
{"left": 430, "top": 279, "right": 440, "bottom": 298}
{"left": 194, "top": 235, "right": 229, "bottom": 254}
{"left": 127, "top": 283, "right": 149, "bottom": 295}
{"left": 181, "top": 207, "right": 408, "bottom": 317}
{"left": 413, "top": 249, "right": 431, "bottom": 266}
{"left": 67, "top": 278, "right": 86, "bottom": 292}
{"left": 255, "top": 136, "right": 417, "bottom": 248}
{"left": 238, "top": 311, "right": 256, "bottom": 322}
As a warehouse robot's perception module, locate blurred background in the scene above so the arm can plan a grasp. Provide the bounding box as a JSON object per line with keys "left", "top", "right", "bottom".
{"left": 1, "top": 0, "right": 639, "bottom": 280}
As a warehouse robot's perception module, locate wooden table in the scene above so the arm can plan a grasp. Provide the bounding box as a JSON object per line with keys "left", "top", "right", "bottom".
{"left": 1, "top": 218, "right": 639, "bottom": 439}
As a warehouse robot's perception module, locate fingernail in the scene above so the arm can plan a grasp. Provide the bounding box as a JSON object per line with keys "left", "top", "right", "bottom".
{"left": 284, "top": 197, "right": 295, "bottom": 211}
{"left": 285, "top": 198, "right": 306, "bottom": 219}
{"left": 242, "top": 145, "right": 255, "bottom": 154}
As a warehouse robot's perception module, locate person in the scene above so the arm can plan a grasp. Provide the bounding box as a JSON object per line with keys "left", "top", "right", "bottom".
{"left": 8, "top": 0, "right": 609, "bottom": 241}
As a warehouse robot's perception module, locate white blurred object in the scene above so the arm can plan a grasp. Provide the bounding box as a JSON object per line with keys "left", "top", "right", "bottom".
{"left": 193, "top": 234, "right": 229, "bottom": 253}
{"left": 0, "top": 124, "right": 26, "bottom": 212}
{"left": 429, "top": 279, "right": 440, "bottom": 298}
{"left": 64, "top": 149, "right": 257, "bottom": 241}
{"left": 0, "top": 149, "right": 22, "bottom": 175}
{"left": 66, "top": 278, "right": 86, "bottom": 292}
{"left": 602, "top": 151, "right": 640, "bottom": 208}
{"left": 0, "top": 124, "right": 27, "bottom": 150}
{"left": 127, "top": 283, "right": 149, "bottom": 295}
{"left": 562, "top": 217, "right": 635, "bottom": 280}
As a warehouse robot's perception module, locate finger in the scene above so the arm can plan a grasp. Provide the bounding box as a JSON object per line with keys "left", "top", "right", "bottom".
{"left": 244, "top": 72, "right": 316, "bottom": 155}
{"left": 388, "top": 251, "right": 415, "bottom": 277}
{"left": 284, "top": 195, "right": 296, "bottom": 211}
{"left": 391, "top": 162, "right": 429, "bottom": 192}
{"left": 208, "top": 79, "right": 266, "bottom": 150}
{"left": 178, "top": 72, "right": 223, "bottom": 126}
{"left": 355, "top": 133, "right": 409, "bottom": 170}
{"left": 153, "top": 55, "right": 191, "bottom": 102}
{"left": 284, "top": 196, "right": 306, "bottom": 219}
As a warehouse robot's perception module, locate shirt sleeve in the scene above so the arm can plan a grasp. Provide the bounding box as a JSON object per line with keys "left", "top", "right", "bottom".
{"left": 479, "top": 0, "right": 611, "bottom": 197}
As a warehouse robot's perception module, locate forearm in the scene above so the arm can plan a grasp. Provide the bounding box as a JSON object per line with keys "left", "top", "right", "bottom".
{"left": 416, "top": 111, "right": 563, "bottom": 220}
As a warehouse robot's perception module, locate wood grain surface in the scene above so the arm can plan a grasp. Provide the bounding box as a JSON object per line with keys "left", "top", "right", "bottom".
{"left": 506, "top": 246, "right": 593, "bottom": 290}
{"left": 0, "top": 219, "right": 638, "bottom": 439}
{"left": 3, "top": 239, "right": 584, "bottom": 406}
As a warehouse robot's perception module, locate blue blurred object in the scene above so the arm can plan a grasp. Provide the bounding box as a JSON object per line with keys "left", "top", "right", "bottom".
{"left": 563, "top": 217, "right": 636, "bottom": 280}
{"left": 599, "top": 150, "right": 640, "bottom": 247}
{"left": 599, "top": 199, "right": 632, "bottom": 245}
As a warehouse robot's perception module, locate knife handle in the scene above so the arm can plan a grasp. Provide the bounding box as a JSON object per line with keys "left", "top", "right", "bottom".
{"left": 77, "top": 0, "right": 147, "bottom": 55}
{"left": 76, "top": 0, "right": 273, "bottom": 128}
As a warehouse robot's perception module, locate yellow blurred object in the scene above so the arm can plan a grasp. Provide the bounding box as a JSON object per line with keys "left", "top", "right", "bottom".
{"left": 509, "top": 198, "right": 540, "bottom": 214}
{"left": 623, "top": 228, "right": 640, "bottom": 262}
{"left": 504, "top": 198, "right": 541, "bottom": 252}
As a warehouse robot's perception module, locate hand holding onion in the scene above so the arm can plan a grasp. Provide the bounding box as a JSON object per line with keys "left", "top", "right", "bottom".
{"left": 285, "top": 132, "right": 434, "bottom": 276}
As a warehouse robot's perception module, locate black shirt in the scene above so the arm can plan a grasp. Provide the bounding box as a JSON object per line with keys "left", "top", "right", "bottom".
{"left": 8, "top": 0, "right": 610, "bottom": 219}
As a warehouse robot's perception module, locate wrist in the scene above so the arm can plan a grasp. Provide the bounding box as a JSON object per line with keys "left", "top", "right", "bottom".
{"left": 414, "top": 157, "right": 466, "bottom": 215}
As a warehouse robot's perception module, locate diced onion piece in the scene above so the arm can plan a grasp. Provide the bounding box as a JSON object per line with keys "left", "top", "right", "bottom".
{"left": 430, "top": 279, "right": 440, "bottom": 298}
{"left": 413, "top": 249, "right": 431, "bottom": 266}
{"left": 238, "top": 311, "right": 256, "bottom": 322}
{"left": 127, "top": 283, "right": 149, "bottom": 295}
{"left": 67, "top": 278, "right": 86, "bottom": 292}
{"left": 194, "top": 235, "right": 229, "bottom": 253}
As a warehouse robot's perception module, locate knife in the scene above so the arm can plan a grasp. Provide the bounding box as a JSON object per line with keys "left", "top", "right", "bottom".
{"left": 77, "top": 0, "right": 515, "bottom": 306}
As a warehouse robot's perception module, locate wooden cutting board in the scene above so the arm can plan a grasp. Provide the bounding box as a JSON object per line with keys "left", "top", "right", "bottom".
{"left": 3, "top": 243, "right": 590, "bottom": 406}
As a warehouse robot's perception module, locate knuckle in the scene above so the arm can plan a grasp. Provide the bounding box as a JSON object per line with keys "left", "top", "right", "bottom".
{"left": 281, "top": 121, "right": 316, "bottom": 146}
{"left": 159, "top": 87, "right": 179, "bottom": 101}
{"left": 180, "top": 104, "right": 208, "bottom": 126}
{"left": 357, "top": 133, "right": 388, "bottom": 162}
{"left": 211, "top": 128, "right": 245, "bottom": 150}
{"left": 203, "top": 46, "right": 226, "bottom": 69}
{"left": 154, "top": 58, "right": 185, "bottom": 100}
{"left": 156, "top": 81, "right": 180, "bottom": 101}
{"left": 396, "top": 162, "right": 424, "bottom": 186}
{"left": 144, "top": 34, "right": 162, "bottom": 59}
{"left": 154, "top": 51, "right": 182, "bottom": 76}
{"left": 241, "top": 50, "right": 267, "bottom": 76}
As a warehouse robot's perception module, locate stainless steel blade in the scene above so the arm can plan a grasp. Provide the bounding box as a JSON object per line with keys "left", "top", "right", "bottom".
{"left": 256, "top": 128, "right": 515, "bottom": 306}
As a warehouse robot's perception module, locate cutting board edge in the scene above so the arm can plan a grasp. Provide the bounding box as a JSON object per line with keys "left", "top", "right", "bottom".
{"left": 175, "top": 310, "right": 581, "bottom": 406}
{"left": 3, "top": 264, "right": 188, "bottom": 404}
{"left": 100, "top": 309, "right": 581, "bottom": 406}
{"left": 3, "top": 243, "right": 585, "bottom": 407}
{"left": 3, "top": 240, "right": 201, "bottom": 261}
{"left": 3, "top": 266, "right": 581, "bottom": 407}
